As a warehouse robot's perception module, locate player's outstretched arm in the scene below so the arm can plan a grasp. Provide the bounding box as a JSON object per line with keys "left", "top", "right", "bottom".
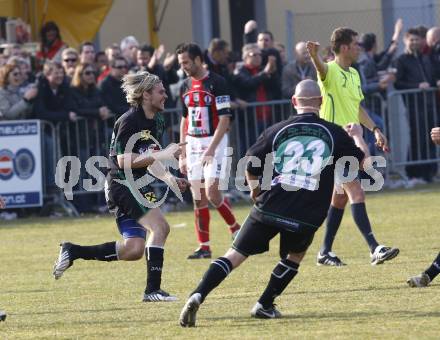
{"left": 306, "top": 41, "right": 328, "bottom": 80}
{"left": 0, "top": 197, "right": 5, "bottom": 209}
{"left": 117, "top": 143, "right": 185, "bottom": 169}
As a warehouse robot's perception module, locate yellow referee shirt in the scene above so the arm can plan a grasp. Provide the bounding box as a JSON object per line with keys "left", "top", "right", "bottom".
{"left": 318, "top": 61, "right": 364, "bottom": 127}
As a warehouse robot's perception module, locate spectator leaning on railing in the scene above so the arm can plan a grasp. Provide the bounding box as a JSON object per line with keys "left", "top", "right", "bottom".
{"left": 395, "top": 27, "right": 437, "bottom": 182}
{"left": 0, "top": 64, "right": 37, "bottom": 120}
{"left": 33, "top": 61, "right": 77, "bottom": 123}
{"left": 71, "top": 63, "right": 109, "bottom": 120}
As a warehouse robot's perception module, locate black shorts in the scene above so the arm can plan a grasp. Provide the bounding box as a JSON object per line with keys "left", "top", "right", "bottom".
{"left": 232, "top": 214, "right": 316, "bottom": 257}
{"left": 106, "top": 180, "right": 152, "bottom": 220}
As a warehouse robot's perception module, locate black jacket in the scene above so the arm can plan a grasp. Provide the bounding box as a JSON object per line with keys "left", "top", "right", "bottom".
{"left": 33, "top": 76, "right": 75, "bottom": 122}
{"left": 71, "top": 86, "right": 105, "bottom": 118}
{"left": 395, "top": 52, "right": 435, "bottom": 90}
{"left": 234, "top": 65, "right": 281, "bottom": 102}
{"left": 99, "top": 75, "right": 129, "bottom": 118}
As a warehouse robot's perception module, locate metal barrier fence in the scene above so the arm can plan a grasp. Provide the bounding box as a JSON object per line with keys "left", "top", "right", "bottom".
{"left": 40, "top": 91, "right": 440, "bottom": 215}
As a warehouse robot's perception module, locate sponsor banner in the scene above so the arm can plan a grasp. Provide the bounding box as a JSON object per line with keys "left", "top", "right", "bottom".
{"left": 0, "top": 120, "right": 43, "bottom": 208}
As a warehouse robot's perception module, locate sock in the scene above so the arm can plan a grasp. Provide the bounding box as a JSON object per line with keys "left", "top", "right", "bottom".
{"left": 320, "top": 206, "right": 344, "bottom": 255}
{"left": 195, "top": 206, "right": 210, "bottom": 250}
{"left": 215, "top": 198, "right": 240, "bottom": 233}
{"left": 145, "top": 246, "right": 164, "bottom": 293}
{"left": 258, "top": 259, "right": 299, "bottom": 309}
{"left": 192, "top": 257, "right": 233, "bottom": 302}
{"left": 425, "top": 252, "right": 440, "bottom": 281}
{"left": 351, "top": 203, "right": 379, "bottom": 252}
{"left": 70, "top": 242, "right": 118, "bottom": 261}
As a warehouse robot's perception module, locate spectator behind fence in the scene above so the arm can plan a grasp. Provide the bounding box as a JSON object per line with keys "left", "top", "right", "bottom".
{"left": 33, "top": 61, "right": 77, "bottom": 122}
{"left": 71, "top": 63, "right": 109, "bottom": 120}
{"left": 132, "top": 44, "right": 178, "bottom": 107}
{"left": 395, "top": 28, "right": 437, "bottom": 182}
{"left": 95, "top": 51, "right": 108, "bottom": 76}
{"left": 120, "top": 36, "right": 139, "bottom": 69}
{"left": 274, "top": 42, "right": 287, "bottom": 66}
{"left": 98, "top": 43, "right": 121, "bottom": 83}
{"left": 36, "top": 21, "right": 66, "bottom": 66}
{"left": 79, "top": 42, "right": 96, "bottom": 66}
{"left": 243, "top": 21, "right": 283, "bottom": 92}
{"left": 426, "top": 26, "right": 440, "bottom": 81}
{"left": 415, "top": 25, "right": 429, "bottom": 55}
{"left": 282, "top": 41, "right": 317, "bottom": 99}
{"left": 61, "top": 48, "right": 79, "bottom": 79}
{"left": 0, "top": 64, "right": 37, "bottom": 120}
{"left": 234, "top": 43, "right": 280, "bottom": 150}
{"left": 7, "top": 56, "right": 36, "bottom": 94}
{"left": 99, "top": 56, "right": 129, "bottom": 118}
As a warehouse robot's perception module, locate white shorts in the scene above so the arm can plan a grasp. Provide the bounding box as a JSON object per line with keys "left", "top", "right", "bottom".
{"left": 185, "top": 135, "right": 229, "bottom": 181}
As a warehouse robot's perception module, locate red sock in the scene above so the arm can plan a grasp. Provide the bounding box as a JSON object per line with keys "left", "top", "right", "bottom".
{"left": 195, "top": 206, "right": 210, "bottom": 250}
{"left": 216, "top": 198, "right": 240, "bottom": 233}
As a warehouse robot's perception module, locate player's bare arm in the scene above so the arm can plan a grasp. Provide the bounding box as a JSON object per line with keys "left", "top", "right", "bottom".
{"left": 202, "top": 115, "right": 230, "bottom": 165}
{"left": 358, "top": 106, "right": 389, "bottom": 152}
{"left": 0, "top": 196, "right": 5, "bottom": 209}
{"left": 431, "top": 127, "right": 440, "bottom": 145}
{"left": 306, "top": 41, "right": 328, "bottom": 80}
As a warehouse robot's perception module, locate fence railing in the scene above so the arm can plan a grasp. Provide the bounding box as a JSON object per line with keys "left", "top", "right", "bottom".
{"left": 37, "top": 90, "right": 440, "bottom": 214}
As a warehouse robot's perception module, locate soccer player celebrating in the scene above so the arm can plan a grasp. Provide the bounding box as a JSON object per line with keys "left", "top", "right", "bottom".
{"left": 407, "top": 126, "right": 440, "bottom": 287}
{"left": 179, "top": 80, "right": 367, "bottom": 326}
{"left": 53, "top": 71, "right": 188, "bottom": 302}
{"left": 306, "top": 27, "right": 399, "bottom": 266}
{"left": 177, "top": 43, "right": 240, "bottom": 259}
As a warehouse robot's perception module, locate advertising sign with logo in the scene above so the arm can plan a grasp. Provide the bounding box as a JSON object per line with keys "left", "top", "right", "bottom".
{"left": 0, "top": 120, "right": 43, "bottom": 207}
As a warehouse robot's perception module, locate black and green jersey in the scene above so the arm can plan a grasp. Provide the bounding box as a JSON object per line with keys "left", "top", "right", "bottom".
{"left": 108, "top": 106, "right": 165, "bottom": 182}
{"left": 246, "top": 112, "right": 364, "bottom": 229}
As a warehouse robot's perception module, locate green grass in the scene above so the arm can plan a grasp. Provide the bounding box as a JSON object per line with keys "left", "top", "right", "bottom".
{"left": 1, "top": 186, "right": 440, "bottom": 339}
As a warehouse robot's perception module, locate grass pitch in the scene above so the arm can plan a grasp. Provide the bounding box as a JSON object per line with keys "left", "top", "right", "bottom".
{"left": 1, "top": 186, "right": 440, "bottom": 339}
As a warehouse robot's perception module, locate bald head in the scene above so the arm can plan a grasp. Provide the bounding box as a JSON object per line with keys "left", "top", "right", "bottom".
{"left": 292, "top": 80, "right": 322, "bottom": 113}
{"left": 295, "top": 41, "right": 310, "bottom": 64}
{"left": 427, "top": 27, "right": 440, "bottom": 47}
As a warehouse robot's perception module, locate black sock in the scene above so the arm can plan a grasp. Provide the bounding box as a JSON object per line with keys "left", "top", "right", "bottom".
{"left": 351, "top": 203, "right": 379, "bottom": 252}
{"left": 320, "top": 206, "right": 344, "bottom": 255}
{"left": 258, "top": 259, "right": 299, "bottom": 309}
{"left": 70, "top": 242, "right": 118, "bottom": 261}
{"left": 192, "top": 257, "right": 233, "bottom": 302}
{"left": 425, "top": 252, "right": 440, "bottom": 281}
{"left": 145, "top": 246, "right": 164, "bottom": 293}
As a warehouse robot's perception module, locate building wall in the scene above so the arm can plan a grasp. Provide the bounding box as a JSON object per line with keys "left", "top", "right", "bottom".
{"left": 265, "top": 0, "right": 384, "bottom": 54}
{"left": 98, "top": 0, "right": 386, "bottom": 53}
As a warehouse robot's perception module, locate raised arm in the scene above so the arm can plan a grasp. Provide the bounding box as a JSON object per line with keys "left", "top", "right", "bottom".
{"left": 306, "top": 41, "right": 328, "bottom": 80}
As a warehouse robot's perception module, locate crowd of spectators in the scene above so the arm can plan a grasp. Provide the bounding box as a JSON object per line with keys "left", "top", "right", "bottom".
{"left": 1, "top": 18, "right": 440, "bottom": 215}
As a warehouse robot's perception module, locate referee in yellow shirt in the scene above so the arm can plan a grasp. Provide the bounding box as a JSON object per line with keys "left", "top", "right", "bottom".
{"left": 306, "top": 27, "right": 399, "bottom": 266}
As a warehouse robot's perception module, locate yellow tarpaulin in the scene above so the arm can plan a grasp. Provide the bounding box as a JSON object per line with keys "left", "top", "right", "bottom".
{"left": 0, "top": 0, "right": 113, "bottom": 48}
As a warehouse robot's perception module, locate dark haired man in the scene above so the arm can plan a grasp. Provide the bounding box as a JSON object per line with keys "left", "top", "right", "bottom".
{"left": 99, "top": 56, "right": 130, "bottom": 118}
{"left": 79, "top": 41, "right": 96, "bottom": 65}
{"left": 177, "top": 43, "right": 240, "bottom": 259}
{"left": 307, "top": 27, "right": 398, "bottom": 266}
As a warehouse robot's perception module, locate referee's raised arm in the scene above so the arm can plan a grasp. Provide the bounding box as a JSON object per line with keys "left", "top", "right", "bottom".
{"left": 306, "top": 41, "right": 328, "bottom": 81}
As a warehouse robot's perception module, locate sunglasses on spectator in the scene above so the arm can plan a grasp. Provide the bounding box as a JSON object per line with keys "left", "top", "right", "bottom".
{"left": 114, "top": 65, "right": 128, "bottom": 69}
{"left": 11, "top": 72, "right": 21, "bottom": 77}
{"left": 83, "top": 70, "right": 95, "bottom": 76}
{"left": 64, "top": 58, "right": 77, "bottom": 63}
